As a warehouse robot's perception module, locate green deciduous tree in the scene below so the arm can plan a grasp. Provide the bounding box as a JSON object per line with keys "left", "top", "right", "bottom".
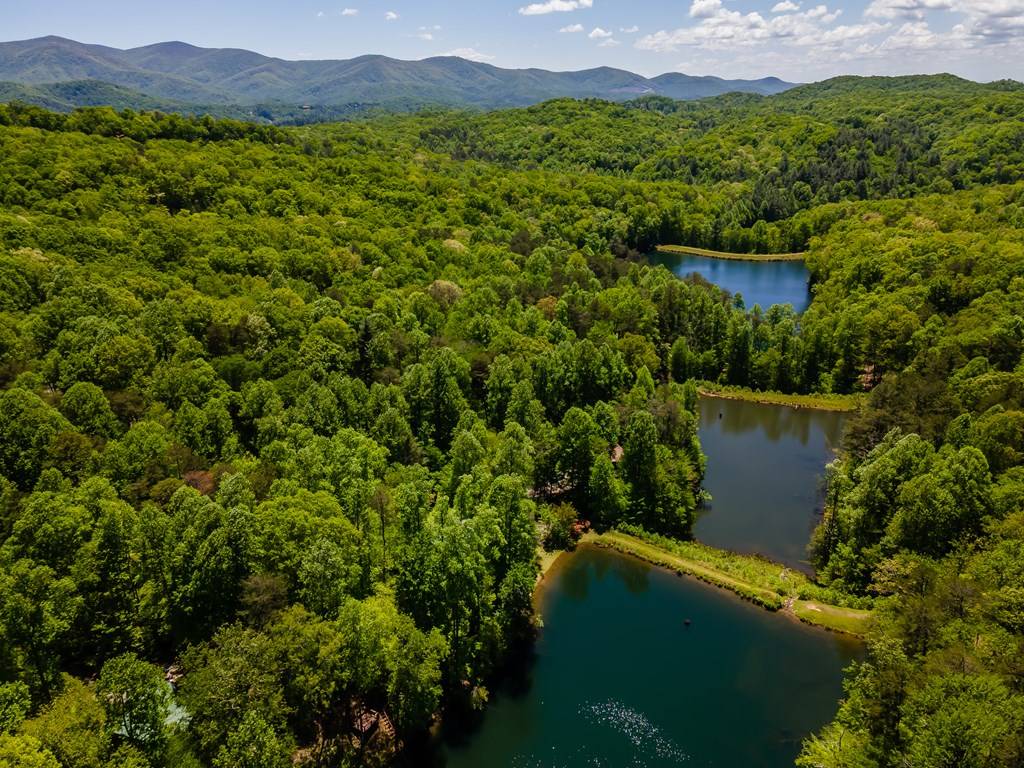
{"left": 96, "top": 653, "right": 170, "bottom": 757}
{"left": 59, "top": 382, "right": 120, "bottom": 439}
{"left": 212, "top": 710, "right": 292, "bottom": 768}
{"left": 0, "top": 389, "right": 71, "bottom": 489}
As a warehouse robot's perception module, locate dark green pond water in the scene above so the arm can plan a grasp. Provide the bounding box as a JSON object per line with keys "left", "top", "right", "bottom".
{"left": 650, "top": 252, "right": 811, "bottom": 313}
{"left": 442, "top": 546, "right": 859, "bottom": 768}
{"left": 695, "top": 396, "right": 845, "bottom": 573}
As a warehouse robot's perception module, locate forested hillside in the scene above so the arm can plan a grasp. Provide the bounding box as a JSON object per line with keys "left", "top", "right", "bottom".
{"left": 0, "top": 78, "right": 1023, "bottom": 767}
{"left": 421, "top": 76, "right": 1024, "bottom": 231}
{"left": 0, "top": 36, "right": 796, "bottom": 115}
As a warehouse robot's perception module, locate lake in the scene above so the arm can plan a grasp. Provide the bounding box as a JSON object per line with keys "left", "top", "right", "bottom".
{"left": 695, "top": 395, "right": 845, "bottom": 572}
{"left": 650, "top": 252, "right": 812, "bottom": 313}
{"left": 441, "top": 545, "right": 859, "bottom": 768}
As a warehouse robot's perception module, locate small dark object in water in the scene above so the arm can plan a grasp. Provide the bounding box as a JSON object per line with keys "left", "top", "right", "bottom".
{"left": 718, "top": 412, "right": 723, "bottom": 419}
{"left": 684, "top": 618, "right": 692, "bottom": 627}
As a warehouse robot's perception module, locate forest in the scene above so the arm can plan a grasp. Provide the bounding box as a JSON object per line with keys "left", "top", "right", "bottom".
{"left": 0, "top": 74, "right": 1022, "bottom": 767}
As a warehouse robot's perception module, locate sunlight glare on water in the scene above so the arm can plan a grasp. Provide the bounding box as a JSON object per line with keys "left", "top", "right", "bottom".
{"left": 504, "top": 699, "right": 689, "bottom": 767}
{"left": 580, "top": 699, "right": 689, "bottom": 765}
{"left": 442, "top": 546, "right": 859, "bottom": 768}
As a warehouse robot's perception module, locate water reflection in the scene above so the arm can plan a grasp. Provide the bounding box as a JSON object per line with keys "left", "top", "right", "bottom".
{"left": 561, "top": 547, "right": 656, "bottom": 602}
{"left": 696, "top": 396, "right": 845, "bottom": 572}
{"left": 442, "top": 546, "right": 859, "bottom": 768}
{"left": 649, "top": 252, "right": 812, "bottom": 313}
{"left": 714, "top": 398, "right": 832, "bottom": 445}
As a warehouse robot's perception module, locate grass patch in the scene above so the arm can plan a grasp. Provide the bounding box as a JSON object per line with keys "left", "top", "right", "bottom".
{"left": 655, "top": 244, "right": 805, "bottom": 262}
{"left": 792, "top": 600, "right": 873, "bottom": 635}
{"left": 537, "top": 545, "right": 566, "bottom": 580}
{"left": 593, "top": 526, "right": 873, "bottom": 637}
{"left": 595, "top": 529, "right": 786, "bottom": 611}
{"left": 698, "top": 382, "right": 864, "bottom": 413}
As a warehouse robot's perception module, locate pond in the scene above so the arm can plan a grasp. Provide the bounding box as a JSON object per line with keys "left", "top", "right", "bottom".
{"left": 650, "top": 252, "right": 812, "bottom": 313}
{"left": 441, "top": 545, "right": 859, "bottom": 768}
{"left": 694, "top": 395, "right": 845, "bottom": 573}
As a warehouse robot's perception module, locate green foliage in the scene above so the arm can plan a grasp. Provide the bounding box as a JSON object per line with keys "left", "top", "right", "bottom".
{"left": 0, "top": 389, "right": 71, "bottom": 489}
{"left": 0, "top": 682, "right": 29, "bottom": 735}
{"left": 1, "top": 83, "right": 1023, "bottom": 768}
{"left": 178, "top": 625, "right": 288, "bottom": 759}
{"left": 541, "top": 503, "right": 579, "bottom": 550}
{"left": 0, "top": 734, "right": 61, "bottom": 768}
{"left": 803, "top": 516, "right": 1024, "bottom": 767}
{"left": 22, "top": 676, "right": 108, "bottom": 768}
{"left": 212, "top": 710, "right": 291, "bottom": 768}
{"left": 59, "top": 382, "right": 120, "bottom": 439}
{"left": 96, "top": 654, "right": 170, "bottom": 757}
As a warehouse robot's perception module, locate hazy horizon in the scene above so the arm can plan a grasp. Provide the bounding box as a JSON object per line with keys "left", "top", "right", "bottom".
{"left": 5, "top": 32, "right": 1019, "bottom": 87}
{"left": 5, "top": 0, "right": 1024, "bottom": 83}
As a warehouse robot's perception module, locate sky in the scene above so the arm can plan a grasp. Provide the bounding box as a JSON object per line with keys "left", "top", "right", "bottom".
{"left": 4, "top": 0, "right": 1024, "bottom": 82}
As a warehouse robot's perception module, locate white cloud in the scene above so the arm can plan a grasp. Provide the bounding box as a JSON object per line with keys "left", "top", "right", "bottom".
{"left": 413, "top": 25, "right": 442, "bottom": 41}
{"left": 341, "top": 7, "right": 359, "bottom": 16}
{"left": 573, "top": 0, "right": 1024, "bottom": 81}
{"left": 636, "top": 3, "right": 873, "bottom": 51}
{"left": 690, "top": 0, "right": 723, "bottom": 18}
{"left": 560, "top": 22, "right": 585, "bottom": 32}
{"left": 954, "top": 0, "right": 1024, "bottom": 41}
{"left": 877, "top": 19, "right": 943, "bottom": 46}
{"left": 598, "top": 37, "right": 622, "bottom": 46}
{"left": 628, "top": 0, "right": 1024, "bottom": 80}
{"left": 442, "top": 47, "right": 496, "bottom": 61}
{"left": 797, "top": 21, "right": 888, "bottom": 44}
{"left": 620, "top": 25, "right": 640, "bottom": 32}
{"left": 865, "top": 0, "right": 952, "bottom": 18}
{"left": 385, "top": 10, "right": 399, "bottom": 21}
{"left": 316, "top": 10, "right": 325, "bottom": 17}
{"left": 638, "top": 11, "right": 767, "bottom": 49}
{"left": 857, "top": 0, "right": 1024, "bottom": 49}
{"left": 805, "top": 5, "right": 843, "bottom": 22}
{"left": 960, "top": 0, "right": 1024, "bottom": 16}
{"left": 519, "top": 0, "right": 593, "bottom": 16}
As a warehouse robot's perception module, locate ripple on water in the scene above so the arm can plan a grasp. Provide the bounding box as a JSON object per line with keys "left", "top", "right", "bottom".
{"left": 508, "top": 699, "right": 689, "bottom": 768}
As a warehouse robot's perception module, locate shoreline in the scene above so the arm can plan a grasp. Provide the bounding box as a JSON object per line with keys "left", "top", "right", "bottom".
{"left": 537, "top": 531, "right": 872, "bottom": 638}
{"left": 698, "top": 384, "right": 864, "bottom": 413}
{"left": 655, "top": 244, "right": 806, "bottom": 262}
{"left": 537, "top": 546, "right": 566, "bottom": 581}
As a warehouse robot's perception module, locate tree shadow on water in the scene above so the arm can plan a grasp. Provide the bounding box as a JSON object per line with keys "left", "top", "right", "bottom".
{"left": 422, "top": 634, "right": 541, "bottom": 761}
{"left": 561, "top": 546, "right": 653, "bottom": 601}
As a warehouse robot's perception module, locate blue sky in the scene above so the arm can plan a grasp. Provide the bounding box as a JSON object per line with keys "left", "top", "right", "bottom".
{"left": 5, "top": 0, "right": 1023, "bottom": 81}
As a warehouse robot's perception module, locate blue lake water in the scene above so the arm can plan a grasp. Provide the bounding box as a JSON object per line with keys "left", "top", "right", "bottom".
{"left": 441, "top": 546, "right": 859, "bottom": 768}
{"left": 651, "top": 252, "right": 812, "bottom": 312}
{"left": 440, "top": 262, "right": 851, "bottom": 767}
{"left": 695, "top": 395, "right": 845, "bottom": 573}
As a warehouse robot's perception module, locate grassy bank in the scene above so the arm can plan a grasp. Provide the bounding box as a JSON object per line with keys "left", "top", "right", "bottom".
{"left": 698, "top": 383, "right": 865, "bottom": 413}
{"left": 589, "top": 528, "right": 873, "bottom": 637}
{"left": 655, "top": 244, "right": 805, "bottom": 262}
{"left": 537, "top": 546, "right": 566, "bottom": 581}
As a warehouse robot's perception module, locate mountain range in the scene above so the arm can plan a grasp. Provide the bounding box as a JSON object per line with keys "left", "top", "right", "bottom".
{"left": 0, "top": 36, "right": 797, "bottom": 116}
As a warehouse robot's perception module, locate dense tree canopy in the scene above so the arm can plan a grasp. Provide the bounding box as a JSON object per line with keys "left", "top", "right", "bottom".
{"left": 0, "top": 75, "right": 1023, "bottom": 767}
